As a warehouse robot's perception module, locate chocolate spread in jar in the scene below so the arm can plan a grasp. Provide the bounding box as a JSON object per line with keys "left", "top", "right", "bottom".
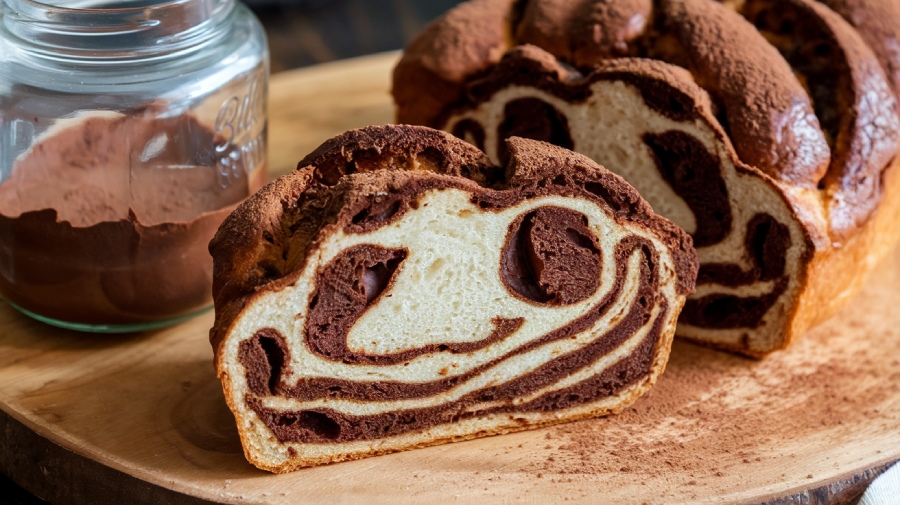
{"left": 0, "top": 108, "right": 266, "bottom": 326}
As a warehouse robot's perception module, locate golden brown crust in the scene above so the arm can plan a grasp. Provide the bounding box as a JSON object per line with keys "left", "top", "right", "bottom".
{"left": 816, "top": 0, "right": 900, "bottom": 98}
{"left": 784, "top": 155, "right": 900, "bottom": 353}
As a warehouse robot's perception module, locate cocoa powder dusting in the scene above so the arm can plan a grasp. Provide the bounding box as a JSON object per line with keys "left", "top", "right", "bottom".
{"left": 0, "top": 109, "right": 265, "bottom": 324}
{"left": 519, "top": 304, "right": 899, "bottom": 493}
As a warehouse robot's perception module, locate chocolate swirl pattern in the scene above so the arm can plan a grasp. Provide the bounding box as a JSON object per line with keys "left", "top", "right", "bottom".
{"left": 442, "top": 51, "right": 811, "bottom": 354}
{"left": 209, "top": 125, "right": 696, "bottom": 471}
{"left": 395, "top": 0, "right": 900, "bottom": 356}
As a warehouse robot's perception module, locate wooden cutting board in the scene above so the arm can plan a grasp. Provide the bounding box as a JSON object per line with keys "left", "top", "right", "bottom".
{"left": 1, "top": 52, "right": 898, "bottom": 505}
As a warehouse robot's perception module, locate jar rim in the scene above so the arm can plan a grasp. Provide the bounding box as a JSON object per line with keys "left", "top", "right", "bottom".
{"left": 1, "top": 0, "right": 236, "bottom": 62}
{"left": 6, "top": 0, "right": 198, "bottom": 15}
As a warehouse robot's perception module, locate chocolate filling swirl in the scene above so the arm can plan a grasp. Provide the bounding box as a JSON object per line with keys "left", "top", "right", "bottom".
{"left": 240, "top": 236, "right": 665, "bottom": 444}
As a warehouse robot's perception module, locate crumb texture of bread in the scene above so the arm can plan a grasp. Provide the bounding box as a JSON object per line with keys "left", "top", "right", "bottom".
{"left": 393, "top": 0, "right": 900, "bottom": 356}
{"left": 209, "top": 125, "right": 696, "bottom": 471}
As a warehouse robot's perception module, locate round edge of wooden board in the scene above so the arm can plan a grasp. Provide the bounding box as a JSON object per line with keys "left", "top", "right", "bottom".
{"left": 0, "top": 407, "right": 218, "bottom": 505}
{"left": 2, "top": 400, "right": 896, "bottom": 505}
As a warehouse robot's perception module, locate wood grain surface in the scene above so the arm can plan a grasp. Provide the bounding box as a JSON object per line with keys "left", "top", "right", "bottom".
{"left": 0, "top": 52, "right": 898, "bottom": 505}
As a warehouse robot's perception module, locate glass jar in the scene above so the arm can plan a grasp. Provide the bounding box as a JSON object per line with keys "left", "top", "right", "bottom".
{"left": 0, "top": 0, "right": 268, "bottom": 332}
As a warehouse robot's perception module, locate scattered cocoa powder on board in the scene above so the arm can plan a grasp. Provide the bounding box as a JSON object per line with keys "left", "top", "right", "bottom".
{"left": 516, "top": 251, "right": 900, "bottom": 482}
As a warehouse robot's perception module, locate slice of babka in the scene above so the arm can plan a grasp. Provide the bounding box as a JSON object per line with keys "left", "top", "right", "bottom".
{"left": 393, "top": 0, "right": 900, "bottom": 356}
{"left": 209, "top": 125, "right": 696, "bottom": 471}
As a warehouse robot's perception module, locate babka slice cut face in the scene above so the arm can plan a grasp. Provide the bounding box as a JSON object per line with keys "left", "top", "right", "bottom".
{"left": 444, "top": 49, "right": 816, "bottom": 355}
{"left": 209, "top": 125, "right": 696, "bottom": 472}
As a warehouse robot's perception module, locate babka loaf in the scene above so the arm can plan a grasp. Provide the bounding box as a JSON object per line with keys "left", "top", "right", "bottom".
{"left": 393, "top": 0, "right": 900, "bottom": 356}
{"left": 209, "top": 125, "right": 696, "bottom": 471}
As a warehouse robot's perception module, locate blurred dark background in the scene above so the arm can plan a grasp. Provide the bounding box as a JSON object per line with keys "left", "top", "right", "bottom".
{"left": 246, "top": 0, "right": 463, "bottom": 72}
{"left": 0, "top": 4, "right": 468, "bottom": 505}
